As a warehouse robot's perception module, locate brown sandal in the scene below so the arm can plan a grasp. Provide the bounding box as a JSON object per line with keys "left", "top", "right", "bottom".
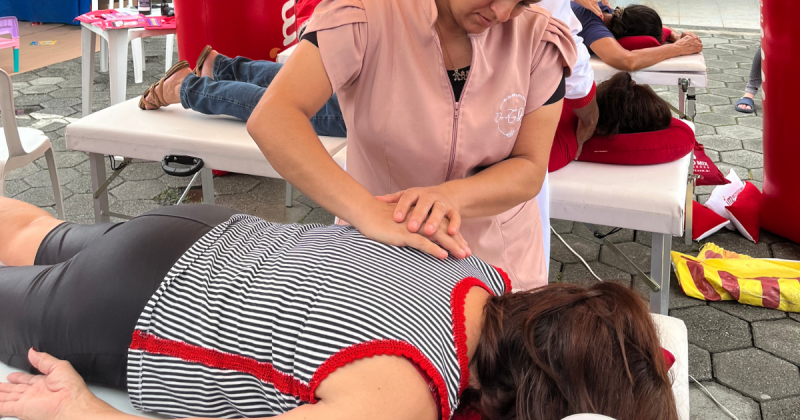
{"left": 139, "top": 60, "right": 190, "bottom": 110}
{"left": 194, "top": 45, "right": 213, "bottom": 77}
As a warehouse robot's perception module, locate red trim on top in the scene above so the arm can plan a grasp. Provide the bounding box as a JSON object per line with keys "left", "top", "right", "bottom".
{"left": 492, "top": 266, "right": 513, "bottom": 293}
{"left": 450, "top": 278, "right": 494, "bottom": 396}
{"left": 309, "top": 340, "right": 453, "bottom": 419}
{"left": 564, "top": 82, "right": 597, "bottom": 109}
{"left": 129, "top": 330, "right": 315, "bottom": 402}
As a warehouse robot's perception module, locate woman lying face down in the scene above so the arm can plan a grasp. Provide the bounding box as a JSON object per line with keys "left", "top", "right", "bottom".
{"left": 0, "top": 199, "right": 676, "bottom": 420}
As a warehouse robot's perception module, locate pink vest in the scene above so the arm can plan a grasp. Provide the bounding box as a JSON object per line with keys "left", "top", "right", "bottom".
{"left": 307, "top": 0, "right": 576, "bottom": 290}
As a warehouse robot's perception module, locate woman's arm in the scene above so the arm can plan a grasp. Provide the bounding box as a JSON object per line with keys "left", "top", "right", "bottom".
{"left": 590, "top": 35, "right": 702, "bottom": 72}
{"left": 0, "top": 350, "right": 437, "bottom": 420}
{"left": 246, "top": 41, "right": 468, "bottom": 259}
{"left": 383, "top": 100, "right": 563, "bottom": 234}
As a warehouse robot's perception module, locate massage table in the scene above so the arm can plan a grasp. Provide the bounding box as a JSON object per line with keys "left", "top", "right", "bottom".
{"left": 590, "top": 53, "right": 708, "bottom": 120}
{"left": 65, "top": 98, "right": 346, "bottom": 222}
{"left": 0, "top": 314, "right": 689, "bottom": 420}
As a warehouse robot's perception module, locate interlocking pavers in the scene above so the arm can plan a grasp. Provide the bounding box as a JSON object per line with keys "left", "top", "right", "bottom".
{"left": 23, "top": 167, "right": 81, "bottom": 188}
{"left": 550, "top": 234, "right": 601, "bottom": 264}
{"left": 598, "top": 242, "right": 652, "bottom": 275}
{"left": 559, "top": 262, "right": 632, "bottom": 287}
{"left": 761, "top": 396, "right": 800, "bottom": 420}
{"left": 119, "top": 161, "right": 166, "bottom": 181}
{"left": 28, "top": 77, "right": 65, "bottom": 86}
{"left": 720, "top": 150, "right": 764, "bottom": 168}
{"left": 690, "top": 382, "right": 761, "bottom": 420}
{"left": 212, "top": 173, "right": 262, "bottom": 196}
{"left": 753, "top": 319, "right": 800, "bottom": 365}
{"left": 714, "top": 348, "right": 800, "bottom": 401}
{"left": 689, "top": 344, "right": 713, "bottom": 381}
{"left": 710, "top": 301, "right": 788, "bottom": 323}
{"left": 571, "top": 223, "right": 635, "bottom": 244}
{"left": 109, "top": 179, "right": 169, "bottom": 201}
{"left": 772, "top": 242, "right": 800, "bottom": 260}
{"left": 4, "top": 179, "right": 31, "bottom": 198}
{"left": 694, "top": 113, "right": 738, "bottom": 127}
{"left": 672, "top": 306, "right": 752, "bottom": 353}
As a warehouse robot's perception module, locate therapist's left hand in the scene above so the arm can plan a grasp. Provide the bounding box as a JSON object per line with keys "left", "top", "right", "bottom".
{"left": 376, "top": 187, "right": 466, "bottom": 245}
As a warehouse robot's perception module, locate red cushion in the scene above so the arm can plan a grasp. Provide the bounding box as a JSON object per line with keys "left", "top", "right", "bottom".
{"left": 662, "top": 348, "right": 676, "bottom": 370}
{"left": 693, "top": 201, "right": 731, "bottom": 241}
{"left": 694, "top": 143, "right": 731, "bottom": 186}
{"left": 726, "top": 182, "right": 763, "bottom": 243}
{"left": 577, "top": 118, "right": 695, "bottom": 165}
{"left": 662, "top": 27, "right": 672, "bottom": 44}
{"left": 617, "top": 35, "right": 661, "bottom": 51}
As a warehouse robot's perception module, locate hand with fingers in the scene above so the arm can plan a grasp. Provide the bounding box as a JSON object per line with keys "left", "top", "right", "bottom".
{"left": 574, "top": 0, "right": 611, "bottom": 18}
{"left": 375, "top": 187, "right": 471, "bottom": 257}
{"left": 353, "top": 200, "right": 471, "bottom": 260}
{"left": 0, "top": 349, "right": 108, "bottom": 420}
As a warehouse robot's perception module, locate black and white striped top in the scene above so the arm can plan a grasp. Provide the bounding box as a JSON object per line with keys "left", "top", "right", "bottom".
{"left": 127, "top": 214, "right": 509, "bottom": 419}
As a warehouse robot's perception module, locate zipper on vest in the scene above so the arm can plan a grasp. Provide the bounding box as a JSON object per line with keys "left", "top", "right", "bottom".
{"left": 437, "top": 35, "right": 475, "bottom": 182}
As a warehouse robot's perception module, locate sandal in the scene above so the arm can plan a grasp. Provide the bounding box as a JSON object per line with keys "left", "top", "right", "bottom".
{"left": 139, "top": 60, "right": 190, "bottom": 110}
{"left": 735, "top": 97, "right": 756, "bottom": 114}
{"left": 194, "top": 45, "right": 213, "bottom": 77}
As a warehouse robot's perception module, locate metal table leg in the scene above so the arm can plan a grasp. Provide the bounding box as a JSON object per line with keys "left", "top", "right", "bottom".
{"left": 649, "top": 232, "right": 672, "bottom": 315}
{"left": 81, "top": 26, "right": 97, "bottom": 117}
{"left": 285, "top": 182, "right": 294, "bottom": 207}
{"left": 687, "top": 86, "right": 697, "bottom": 120}
{"left": 201, "top": 167, "right": 215, "bottom": 205}
{"left": 89, "top": 153, "right": 111, "bottom": 224}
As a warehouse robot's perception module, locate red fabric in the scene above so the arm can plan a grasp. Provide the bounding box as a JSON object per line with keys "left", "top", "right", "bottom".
{"left": 726, "top": 182, "right": 763, "bottom": 243}
{"left": 564, "top": 82, "right": 597, "bottom": 109}
{"left": 296, "top": 0, "right": 323, "bottom": 31}
{"left": 694, "top": 143, "right": 731, "bottom": 186}
{"left": 692, "top": 201, "right": 730, "bottom": 241}
{"left": 549, "top": 106, "right": 580, "bottom": 172}
{"left": 662, "top": 348, "right": 676, "bottom": 370}
{"left": 662, "top": 27, "right": 672, "bottom": 43}
{"left": 451, "top": 278, "right": 495, "bottom": 394}
{"left": 491, "top": 266, "right": 513, "bottom": 293}
{"left": 577, "top": 118, "right": 695, "bottom": 165}
{"left": 130, "top": 330, "right": 316, "bottom": 402}
{"left": 617, "top": 35, "right": 661, "bottom": 51}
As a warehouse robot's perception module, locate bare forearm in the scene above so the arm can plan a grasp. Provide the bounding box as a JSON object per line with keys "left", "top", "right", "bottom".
{"left": 625, "top": 44, "right": 681, "bottom": 71}
{"left": 440, "top": 157, "right": 545, "bottom": 219}
{"left": 570, "top": 97, "right": 598, "bottom": 128}
{"left": 247, "top": 102, "right": 379, "bottom": 224}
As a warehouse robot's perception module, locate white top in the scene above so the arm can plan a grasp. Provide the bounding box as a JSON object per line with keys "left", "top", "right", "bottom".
{"left": 539, "top": 0, "right": 595, "bottom": 100}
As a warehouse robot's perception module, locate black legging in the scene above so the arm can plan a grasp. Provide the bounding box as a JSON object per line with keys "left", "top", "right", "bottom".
{"left": 0, "top": 205, "right": 237, "bottom": 389}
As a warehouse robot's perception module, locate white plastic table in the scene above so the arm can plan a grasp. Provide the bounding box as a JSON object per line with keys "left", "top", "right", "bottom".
{"left": 80, "top": 11, "right": 176, "bottom": 117}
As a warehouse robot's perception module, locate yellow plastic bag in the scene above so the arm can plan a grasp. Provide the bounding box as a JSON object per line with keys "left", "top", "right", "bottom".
{"left": 672, "top": 243, "right": 800, "bottom": 312}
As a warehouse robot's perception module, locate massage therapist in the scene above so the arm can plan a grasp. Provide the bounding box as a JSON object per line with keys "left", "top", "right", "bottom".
{"left": 247, "top": 0, "right": 576, "bottom": 290}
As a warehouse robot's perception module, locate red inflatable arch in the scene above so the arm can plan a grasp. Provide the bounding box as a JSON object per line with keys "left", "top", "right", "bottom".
{"left": 174, "top": 0, "right": 298, "bottom": 67}
{"left": 761, "top": 0, "right": 800, "bottom": 243}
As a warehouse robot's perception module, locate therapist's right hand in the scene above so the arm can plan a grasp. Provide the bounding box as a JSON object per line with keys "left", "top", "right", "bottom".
{"left": 354, "top": 201, "right": 471, "bottom": 260}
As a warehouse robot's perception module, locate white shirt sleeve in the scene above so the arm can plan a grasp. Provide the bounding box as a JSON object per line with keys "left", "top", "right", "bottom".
{"left": 537, "top": 0, "right": 595, "bottom": 101}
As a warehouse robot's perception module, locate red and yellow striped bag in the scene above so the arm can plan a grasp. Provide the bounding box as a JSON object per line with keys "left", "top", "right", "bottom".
{"left": 672, "top": 243, "right": 800, "bottom": 312}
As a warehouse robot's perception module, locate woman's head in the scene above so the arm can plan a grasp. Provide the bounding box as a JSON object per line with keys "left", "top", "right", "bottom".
{"left": 440, "top": 0, "right": 539, "bottom": 34}
{"left": 595, "top": 72, "right": 673, "bottom": 135}
{"left": 608, "top": 5, "right": 663, "bottom": 42}
{"left": 470, "top": 282, "right": 677, "bottom": 420}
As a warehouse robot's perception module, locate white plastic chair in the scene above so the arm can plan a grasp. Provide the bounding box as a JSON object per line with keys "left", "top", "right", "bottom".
{"left": 93, "top": 0, "right": 176, "bottom": 83}
{"left": 0, "top": 69, "right": 65, "bottom": 218}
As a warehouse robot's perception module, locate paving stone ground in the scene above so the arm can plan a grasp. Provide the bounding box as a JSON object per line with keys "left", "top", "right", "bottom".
{"left": 4, "top": 30, "right": 799, "bottom": 419}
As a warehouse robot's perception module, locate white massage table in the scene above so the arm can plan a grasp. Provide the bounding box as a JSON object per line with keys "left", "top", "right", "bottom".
{"left": 590, "top": 53, "right": 708, "bottom": 119}
{"left": 65, "top": 98, "right": 347, "bottom": 222}
{"left": 0, "top": 314, "right": 689, "bottom": 420}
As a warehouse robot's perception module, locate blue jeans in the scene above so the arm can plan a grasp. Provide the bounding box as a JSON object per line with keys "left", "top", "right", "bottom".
{"left": 179, "top": 54, "right": 347, "bottom": 137}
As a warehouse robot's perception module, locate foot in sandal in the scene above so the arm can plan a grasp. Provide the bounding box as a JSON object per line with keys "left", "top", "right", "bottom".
{"left": 735, "top": 92, "right": 756, "bottom": 114}
{"left": 196, "top": 47, "right": 219, "bottom": 79}
{"left": 139, "top": 61, "right": 191, "bottom": 110}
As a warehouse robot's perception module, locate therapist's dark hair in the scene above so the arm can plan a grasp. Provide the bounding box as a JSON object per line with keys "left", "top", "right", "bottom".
{"left": 609, "top": 5, "right": 663, "bottom": 42}
{"left": 464, "top": 282, "right": 678, "bottom": 420}
{"left": 595, "top": 72, "right": 673, "bottom": 136}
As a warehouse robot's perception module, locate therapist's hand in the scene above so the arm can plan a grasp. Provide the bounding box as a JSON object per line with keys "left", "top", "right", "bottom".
{"left": 354, "top": 201, "right": 471, "bottom": 260}
{"left": 376, "top": 187, "right": 467, "bottom": 244}
{"left": 574, "top": 0, "right": 610, "bottom": 18}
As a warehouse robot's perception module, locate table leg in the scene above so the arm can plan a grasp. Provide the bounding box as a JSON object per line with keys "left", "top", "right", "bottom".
{"left": 81, "top": 27, "right": 97, "bottom": 117}
{"left": 201, "top": 168, "right": 215, "bottom": 205}
{"left": 100, "top": 38, "right": 109, "bottom": 73}
{"left": 131, "top": 37, "right": 144, "bottom": 84}
{"left": 165, "top": 34, "right": 175, "bottom": 73}
{"left": 687, "top": 86, "right": 697, "bottom": 120}
{"left": 285, "top": 182, "right": 294, "bottom": 207}
{"left": 106, "top": 30, "right": 130, "bottom": 106}
{"left": 649, "top": 233, "right": 672, "bottom": 315}
{"left": 89, "top": 153, "right": 111, "bottom": 224}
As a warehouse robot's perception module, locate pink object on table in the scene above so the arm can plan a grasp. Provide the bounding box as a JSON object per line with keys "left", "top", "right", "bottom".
{"left": 0, "top": 16, "right": 20, "bottom": 73}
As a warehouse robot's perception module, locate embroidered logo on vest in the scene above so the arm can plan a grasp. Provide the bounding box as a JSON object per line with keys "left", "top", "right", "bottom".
{"left": 495, "top": 94, "right": 526, "bottom": 138}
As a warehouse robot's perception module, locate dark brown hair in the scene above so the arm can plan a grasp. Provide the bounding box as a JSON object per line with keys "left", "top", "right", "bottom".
{"left": 467, "top": 282, "right": 677, "bottom": 420}
{"left": 595, "top": 72, "right": 673, "bottom": 136}
{"left": 608, "top": 5, "right": 663, "bottom": 42}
